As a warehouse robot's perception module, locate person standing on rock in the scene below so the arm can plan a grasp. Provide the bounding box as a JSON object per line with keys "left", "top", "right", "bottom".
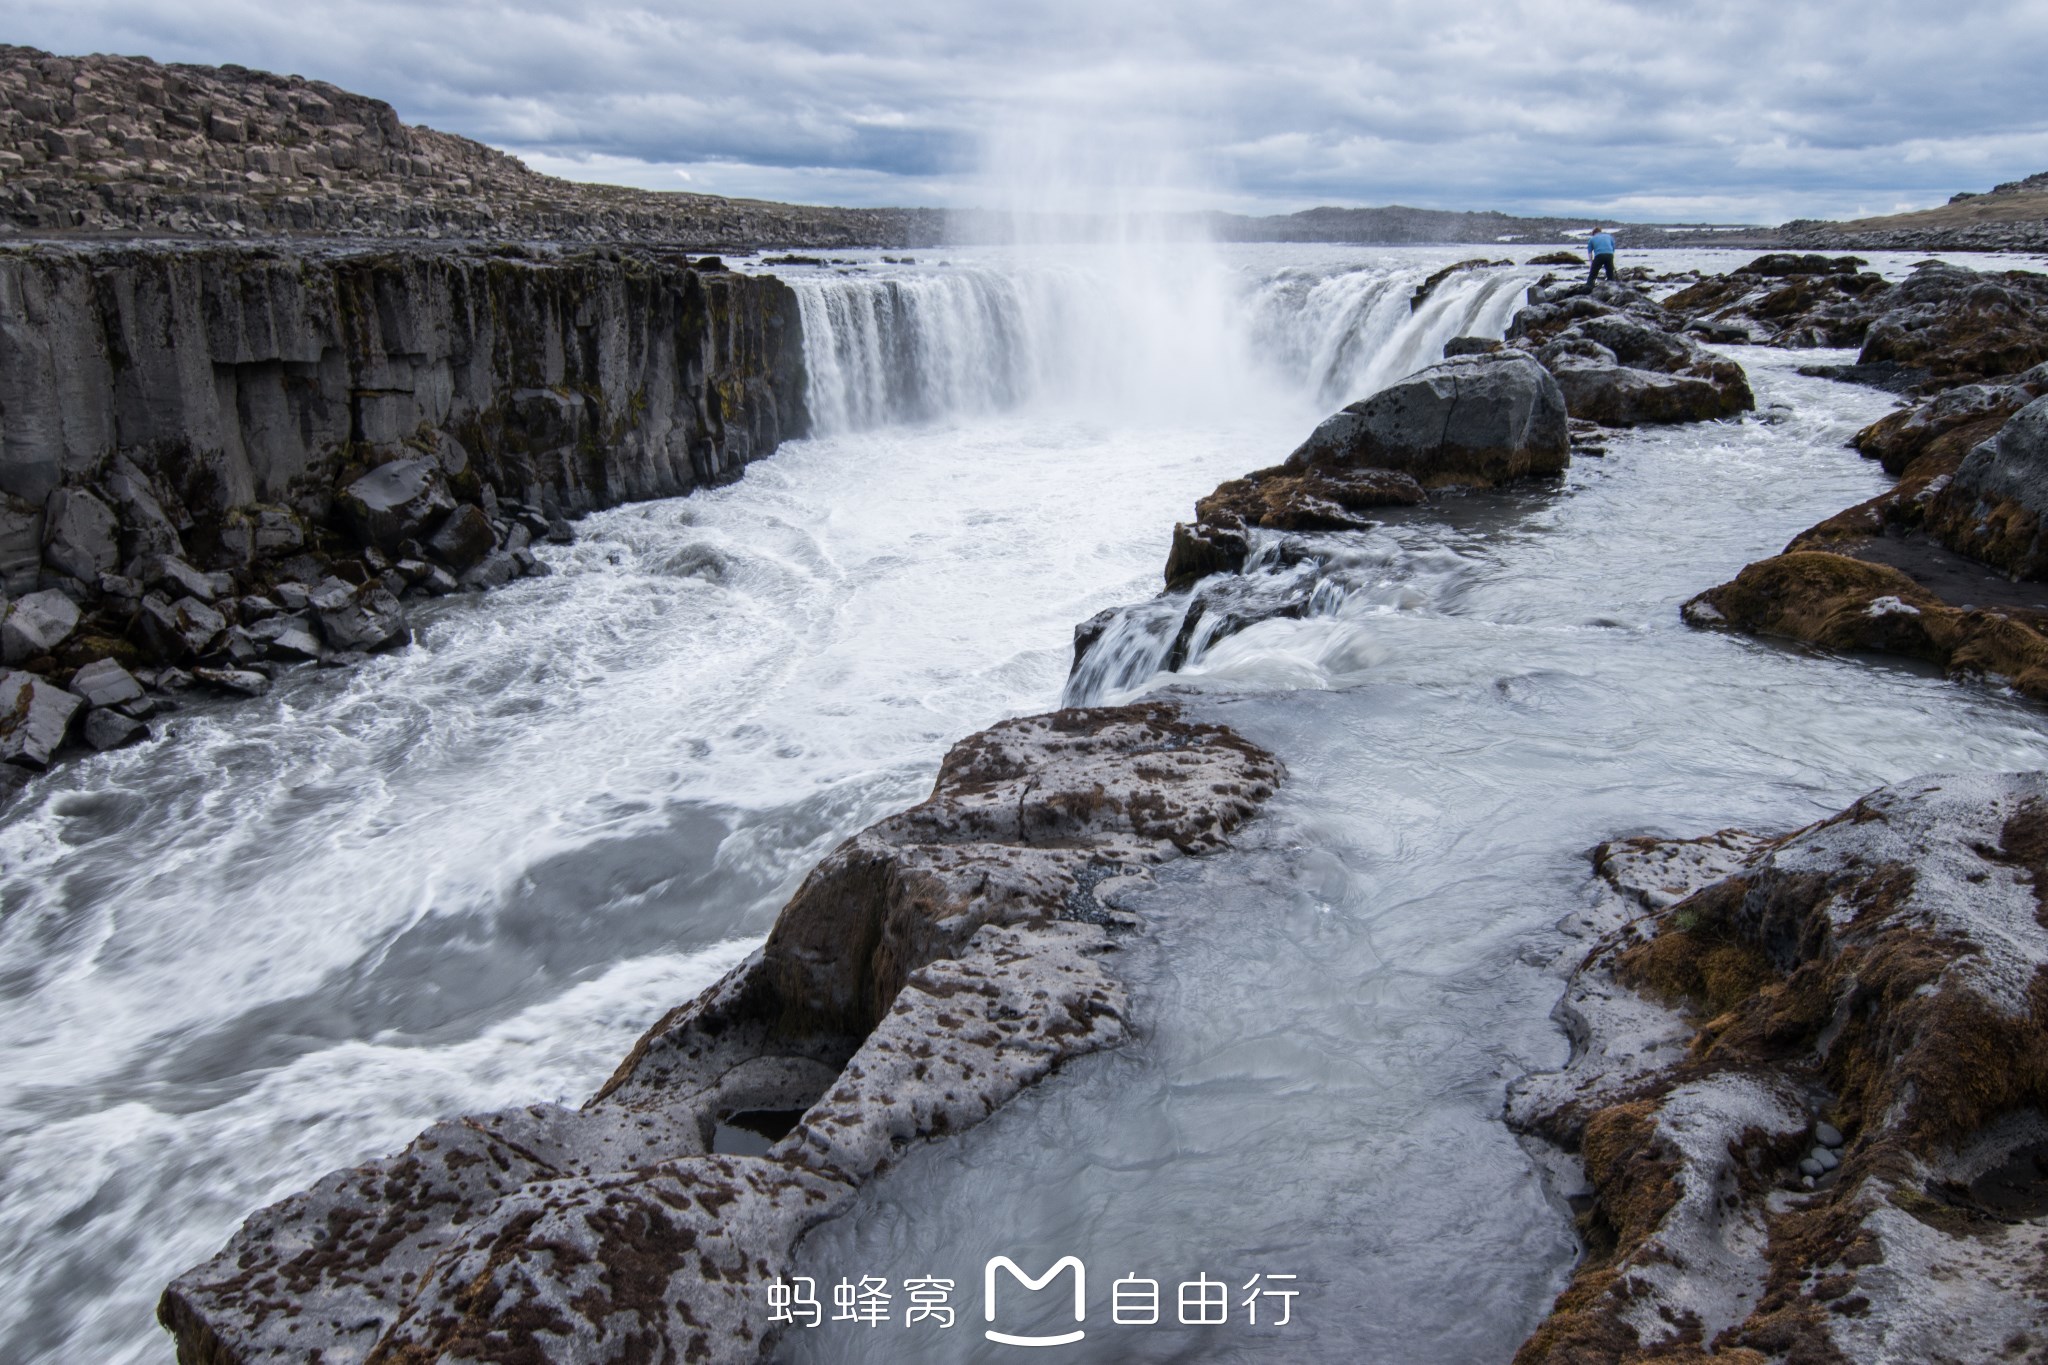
{"left": 1586, "top": 229, "right": 1618, "bottom": 285}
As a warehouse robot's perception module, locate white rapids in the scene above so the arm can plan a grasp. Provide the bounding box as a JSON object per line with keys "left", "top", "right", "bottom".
{"left": 0, "top": 245, "right": 2040, "bottom": 1363}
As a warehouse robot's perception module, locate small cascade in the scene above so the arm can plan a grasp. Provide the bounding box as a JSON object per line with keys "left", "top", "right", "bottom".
{"left": 1246, "top": 263, "right": 1536, "bottom": 404}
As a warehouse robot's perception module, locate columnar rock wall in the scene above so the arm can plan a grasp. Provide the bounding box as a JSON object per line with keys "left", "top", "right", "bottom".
{"left": 0, "top": 241, "right": 807, "bottom": 591}
{"left": 0, "top": 242, "right": 808, "bottom": 780}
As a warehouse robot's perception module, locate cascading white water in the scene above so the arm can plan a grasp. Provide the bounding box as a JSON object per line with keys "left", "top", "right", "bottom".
{"left": 779, "top": 247, "right": 1539, "bottom": 436}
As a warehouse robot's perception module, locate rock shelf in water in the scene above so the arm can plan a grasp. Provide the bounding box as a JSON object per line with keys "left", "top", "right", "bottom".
{"left": 1511, "top": 773, "right": 2048, "bottom": 1363}
{"left": 158, "top": 702, "right": 1280, "bottom": 1364}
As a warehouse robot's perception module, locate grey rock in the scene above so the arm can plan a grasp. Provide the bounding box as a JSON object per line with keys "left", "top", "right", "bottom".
{"left": 512, "top": 547, "right": 549, "bottom": 578}
{"left": 1816, "top": 1122, "right": 1845, "bottom": 1148}
{"left": 545, "top": 515, "right": 575, "bottom": 545}
{"left": 417, "top": 566, "right": 459, "bottom": 596}
{"left": 0, "top": 669, "right": 82, "bottom": 768}
{"left": 69, "top": 657, "right": 145, "bottom": 709}
{"left": 82, "top": 708, "right": 148, "bottom": 752}
{"left": 0, "top": 496, "right": 45, "bottom": 596}
{"left": 237, "top": 595, "right": 282, "bottom": 622}
{"left": 273, "top": 581, "right": 312, "bottom": 612}
{"left": 142, "top": 555, "right": 217, "bottom": 603}
{"left": 41, "top": 487, "right": 120, "bottom": 583}
{"left": 316, "top": 584, "right": 410, "bottom": 653}
{"left": 1945, "top": 395, "right": 2048, "bottom": 527}
{"left": 1286, "top": 352, "right": 1570, "bottom": 489}
{"left": 339, "top": 458, "right": 458, "bottom": 553}
{"left": 191, "top": 667, "right": 271, "bottom": 697}
{"left": 217, "top": 507, "right": 304, "bottom": 563}
{"left": 306, "top": 576, "right": 357, "bottom": 613}
{"left": 247, "top": 613, "right": 324, "bottom": 662}
{"left": 458, "top": 549, "right": 519, "bottom": 592}
{"left": 219, "top": 627, "right": 263, "bottom": 667}
{"left": 1800, "top": 1157, "right": 1825, "bottom": 1177}
{"left": 2, "top": 589, "right": 81, "bottom": 664}
{"left": 428, "top": 504, "right": 495, "bottom": 570}
{"left": 104, "top": 458, "right": 184, "bottom": 565}
{"left": 1812, "top": 1145, "right": 1841, "bottom": 1171}
{"left": 138, "top": 594, "right": 226, "bottom": 662}
{"left": 503, "top": 522, "right": 533, "bottom": 554}
{"left": 97, "top": 573, "right": 144, "bottom": 603}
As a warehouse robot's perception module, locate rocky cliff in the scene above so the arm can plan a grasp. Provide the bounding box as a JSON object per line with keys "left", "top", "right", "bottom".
{"left": 0, "top": 45, "right": 941, "bottom": 246}
{"left": 0, "top": 241, "right": 808, "bottom": 778}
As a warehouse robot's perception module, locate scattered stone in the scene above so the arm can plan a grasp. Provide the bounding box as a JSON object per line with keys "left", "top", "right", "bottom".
{"left": 315, "top": 584, "right": 410, "bottom": 653}
{"left": 191, "top": 667, "right": 271, "bottom": 697}
{"left": 2, "top": 589, "right": 81, "bottom": 665}
{"left": 426, "top": 503, "right": 495, "bottom": 570}
{"left": 82, "top": 708, "right": 148, "bottom": 752}
{"left": 457, "top": 549, "right": 519, "bottom": 592}
{"left": 1817, "top": 1122, "right": 1845, "bottom": 1148}
{"left": 246, "top": 614, "right": 324, "bottom": 662}
{"left": 0, "top": 670, "right": 82, "bottom": 768}
{"left": 68, "top": 658, "right": 145, "bottom": 709}
{"left": 41, "top": 488, "right": 120, "bottom": 584}
{"left": 138, "top": 594, "right": 226, "bottom": 662}
{"left": 141, "top": 555, "right": 216, "bottom": 603}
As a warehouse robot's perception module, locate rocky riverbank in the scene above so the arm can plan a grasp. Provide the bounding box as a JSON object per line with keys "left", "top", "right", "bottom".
{"left": 0, "top": 45, "right": 940, "bottom": 246}
{"left": 0, "top": 241, "right": 806, "bottom": 793}
{"left": 159, "top": 701, "right": 1280, "bottom": 1363}
{"left": 1670, "top": 255, "right": 2048, "bottom": 703}
{"left": 1509, "top": 773, "right": 2048, "bottom": 1362}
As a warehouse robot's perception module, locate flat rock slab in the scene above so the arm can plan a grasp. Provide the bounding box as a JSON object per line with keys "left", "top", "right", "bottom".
{"left": 161, "top": 701, "right": 1280, "bottom": 1365}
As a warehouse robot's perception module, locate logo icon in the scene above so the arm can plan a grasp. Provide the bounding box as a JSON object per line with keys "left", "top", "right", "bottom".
{"left": 983, "top": 1255, "right": 1087, "bottom": 1347}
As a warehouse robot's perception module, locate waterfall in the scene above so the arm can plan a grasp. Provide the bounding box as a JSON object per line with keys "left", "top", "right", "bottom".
{"left": 782, "top": 251, "right": 1539, "bottom": 437}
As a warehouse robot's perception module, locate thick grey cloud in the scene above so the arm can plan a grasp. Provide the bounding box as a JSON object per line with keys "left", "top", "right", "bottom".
{"left": 11, "top": 0, "right": 2048, "bottom": 221}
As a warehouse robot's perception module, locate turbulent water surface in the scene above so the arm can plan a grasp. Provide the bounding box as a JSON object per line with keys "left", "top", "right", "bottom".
{"left": 3, "top": 245, "right": 2043, "bottom": 1363}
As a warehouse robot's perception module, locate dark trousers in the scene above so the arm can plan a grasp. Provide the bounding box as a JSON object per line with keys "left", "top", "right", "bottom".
{"left": 1587, "top": 252, "right": 1617, "bottom": 285}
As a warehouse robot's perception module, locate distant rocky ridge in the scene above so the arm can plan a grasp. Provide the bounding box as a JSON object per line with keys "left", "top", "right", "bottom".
{"left": 0, "top": 45, "right": 942, "bottom": 246}
{"left": 1783, "top": 171, "right": 2048, "bottom": 253}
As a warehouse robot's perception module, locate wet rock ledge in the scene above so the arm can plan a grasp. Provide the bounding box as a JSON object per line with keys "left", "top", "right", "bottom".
{"left": 1511, "top": 772, "right": 2048, "bottom": 1363}
{"left": 0, "top": 241, "right": 805, "bottom": 791}
{"left": 159, "top": 701, "right": 1279, "bottom": 1364}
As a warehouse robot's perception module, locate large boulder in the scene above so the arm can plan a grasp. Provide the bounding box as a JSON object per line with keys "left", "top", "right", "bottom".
{"left": 102, "top": 458, "right": 185, "bottom": 566}
{"left": 1549, "top": 360, "right": 1753, "bottom": 426}
{"left": 1922, "top": 395, "right": 2048, "bottom": 578}
{"left": 1, "top": 589, "right": 80, "bottom": 665}
{"left": 1285, "top": 352, "right": 1570, "bottom": 488}
{"left": 138, "top": 594, "right": 227, "bottom": 662}
{"left": 68, "top": 657, "right": 145, "bottom": 709}
{"left": 0, "top": 669, "right": 82, "bottom": 768}
{"left": 315, "top": 583, "right": 410, "bottom": 653}
{"left": 338, "top": 458, "right": 458, "bottom": 554}
{"left": 1852, "top": 365, "right": 2048, "bottom": 476}
{"left": 1858, "top": 263, "right": 2048, "bottom": 386}
{"left": 41, "top": 487, "right": 120, "bottom": 583}
{"left": 1511, "top": 294, "right": 1756, "bottom": 425}
{"left": 426, "top": 503, "right": 496, "bottom": 570}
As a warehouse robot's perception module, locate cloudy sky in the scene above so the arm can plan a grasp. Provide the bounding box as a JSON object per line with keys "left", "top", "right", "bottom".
{"left": 12, "top": 0, "right": 2048, "bottom": 223}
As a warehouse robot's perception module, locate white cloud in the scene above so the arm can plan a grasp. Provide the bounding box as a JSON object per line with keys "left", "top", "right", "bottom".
{"left": 9, "top": 0, "right": 2048, "bottom": 221}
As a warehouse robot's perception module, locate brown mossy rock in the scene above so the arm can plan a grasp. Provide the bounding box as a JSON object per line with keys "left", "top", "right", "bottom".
{"left": 1858, "top": 262, "right": 2048, "bottom": 386}
{"left": 1785, "top": 450, "right": 1963, "bottom": 552}
{"left": 161, "top": 702, "right": 1279, "bottom": 1365}
{"left": 1511, "top": 774, "right": 2048, "bottom": 1364}
{"left": 1850, "top": 367, "right": 2048, "bottom": 476}
{"left": 1684, "top": 549, "right": 2048, "bottom": 699}
{"left": 1285, "top": 351, "right": 1570, "bottom": 489}
{"left": 1195, "top": 464, "right": 1424, "bottom": 533}
{"left": 1164, "top": 518, "right": 1252, "bottom": 590}
{"left": 1922, "top": 395, "right": 2048, "bottom": 578}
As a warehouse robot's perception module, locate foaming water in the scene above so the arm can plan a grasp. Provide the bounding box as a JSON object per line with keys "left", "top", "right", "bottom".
{"left": 787, "top": 346, "right": 2048, "bottom": 1362}
{"left": 0, "top": 398, "right": 1302, "bottom": 1362}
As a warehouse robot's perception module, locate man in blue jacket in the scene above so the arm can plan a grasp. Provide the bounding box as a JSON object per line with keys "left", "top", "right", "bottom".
{"left": 1586, "top": 230, "right": 1618, "bottom": 285}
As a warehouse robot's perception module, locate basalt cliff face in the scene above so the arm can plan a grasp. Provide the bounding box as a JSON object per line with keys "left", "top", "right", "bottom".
{"left": 0, "top": 241, "right": 806, "bottom": 781}
{"left": 0, "top": 45, "right": 940, "bottom": 247}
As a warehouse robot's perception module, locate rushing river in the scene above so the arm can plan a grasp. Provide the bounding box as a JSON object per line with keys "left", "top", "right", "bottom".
{"left": 2, "top": 245, "right": 2044, "bottom": 1363}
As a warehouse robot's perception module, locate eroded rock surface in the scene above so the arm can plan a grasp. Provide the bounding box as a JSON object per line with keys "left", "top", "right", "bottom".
{"left": 1505, "top": 279, "right": 1755, "bottom": 425}
{"left": 160, "top": 702, "right": 1280, "bottom": 1364}
{"left": 1512, "top": 774, "right": 2048, "bottom": 1363}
